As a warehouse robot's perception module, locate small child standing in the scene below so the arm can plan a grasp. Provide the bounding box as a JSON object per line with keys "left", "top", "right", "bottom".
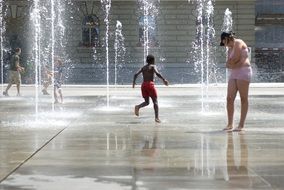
{"left": 54, "top": 58, "right": 64, "bottom": 104}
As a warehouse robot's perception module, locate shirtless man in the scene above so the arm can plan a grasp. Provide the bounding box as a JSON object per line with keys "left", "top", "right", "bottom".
{"left": 132, "top": 54, "right": 169, "bottom": 123}
{"left": 220, "top": 31, "right": 252, "bottom": 131}
{"left": 3, "top": 48, "right": 24, "bottom": 96}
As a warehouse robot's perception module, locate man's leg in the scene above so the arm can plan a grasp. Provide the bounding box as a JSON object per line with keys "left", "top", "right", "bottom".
{"left": 3, "top": 82, "right": 12, "bottom": 96}
{"left": 234, "top": 79, "right": 250, "bottom": 131}
{"left": 16, "top": 83, "right": 20, "bottom": 96}
{"left": 3, "top": 72, "right": 13, "bottom": 96}
{"left": 224, "top": 79, "right": 238, "bottom": 130}
{"left": 16, "top": 73, "right": 21, "bottom": 96}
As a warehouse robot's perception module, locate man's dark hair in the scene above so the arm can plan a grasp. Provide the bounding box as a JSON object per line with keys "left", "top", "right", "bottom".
{"left": 146, "top": 54, "right": 155, "bottom": 64}
{"left": 220, "top": 31, "right": 235, "bottom": 46}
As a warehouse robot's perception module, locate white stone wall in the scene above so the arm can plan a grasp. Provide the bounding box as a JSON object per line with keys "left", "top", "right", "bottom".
{"left": 4, "top": 0, "right": 255, "bottom": 84}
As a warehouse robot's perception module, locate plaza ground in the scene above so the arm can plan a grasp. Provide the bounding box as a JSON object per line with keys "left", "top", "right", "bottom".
{"left": 0, "top": 84, "right": 284, "bottom": 190}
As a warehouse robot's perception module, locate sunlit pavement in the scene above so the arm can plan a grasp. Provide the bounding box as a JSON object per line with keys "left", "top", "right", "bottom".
{"left": 0, "top": 85, "right": 284, "bottom": 190}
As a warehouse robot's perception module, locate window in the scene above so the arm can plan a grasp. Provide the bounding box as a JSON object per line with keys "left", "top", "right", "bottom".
{"left": 82, "top": 15, "right": 100, "bottom": 47}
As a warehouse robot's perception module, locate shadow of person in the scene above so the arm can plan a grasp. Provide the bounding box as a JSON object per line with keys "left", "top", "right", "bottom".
{"left": 141, "top": 129, "right": 159, "bottom": 157}
{"left": 226, "top": 133, "right": 251, "bottom": 187}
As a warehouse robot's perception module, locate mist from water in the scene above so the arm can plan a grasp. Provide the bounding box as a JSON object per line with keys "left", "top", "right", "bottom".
{"left": 138, "top": 0, "right": 159, "bottom": 64}
{"left": 191, "top": 0, "right": 216, "bottom": 112}
{"left": 222, "top": 8, "right": 233, "bottom": 32}
{"left": 0, "top": 0, "right": 4, "bottom": 94}
{"left": 101, "top": 0, "right": 112, "bottom": 108}
{"left": 30, "top": 0, "right": 66, "bottom": 114}
{"left": 221, "top": 8, "right": 233, "bottom": 82}
{"left": 114, "top": 20, "right": 126, "bottom": 86}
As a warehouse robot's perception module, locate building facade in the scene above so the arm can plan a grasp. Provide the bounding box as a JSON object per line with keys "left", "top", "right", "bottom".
{"left": 2, "top": 0, "right": 257, "bottom": 84}
{"left": 255, "top": 0, "right": 284, "bottom": 82}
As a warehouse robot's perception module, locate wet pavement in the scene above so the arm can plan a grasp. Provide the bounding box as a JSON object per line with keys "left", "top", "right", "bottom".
{"left": 0, "top": 85, "right": 284, "bottom": 190}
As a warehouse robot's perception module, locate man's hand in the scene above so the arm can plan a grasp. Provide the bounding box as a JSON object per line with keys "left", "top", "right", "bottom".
{"left": 132, "top": 82, "right": 136, "bottom": 88}
{"left": 18, "top": 67, "right": 25, "bottom": 73}
{"left": 47, "top": 70, "right": 53, "bottom": 75}
{"left": 163, "top": 79, "right": 169, "bottom": 86}
{"left": 226, "top": 62, "right": 233, "bottom": 69}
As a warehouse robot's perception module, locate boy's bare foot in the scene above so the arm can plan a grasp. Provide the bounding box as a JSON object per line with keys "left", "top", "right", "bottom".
{"left": 223, "top": 125, "right": 233, "bottom": 131}
{"left": 155, "top": 118, "right": 161, "bottom": 123}
{"left": 42, "top": 89, "right": 49, "bottom": 95}
{"left": 134, "top": 105, "right": 139, "bottom": 116}
{"left": 3, "top": 91, "right": 9, "bottom": 96}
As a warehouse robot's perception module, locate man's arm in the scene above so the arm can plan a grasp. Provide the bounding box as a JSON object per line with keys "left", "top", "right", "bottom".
{"left": 59, "top": 68, "right": 63, "bottom": 82}
{"left": 153, "top": 66, "right": 169, "bottom": 86}
{"left": 133, "top": 68, "right": 142, "bottom": 88}
{"left": 226, "top": 41, "right": 242, "bottom": 69}
{"left": 15, "top": 56, "right": 24, "bottom": 72}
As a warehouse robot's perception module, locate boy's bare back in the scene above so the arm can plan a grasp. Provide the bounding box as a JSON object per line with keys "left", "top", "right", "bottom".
{"left": 133, "top": 54, "right": 169, "bottom": 88}
{"left": 142, "top": 64, "right": 155, "bottom": 82}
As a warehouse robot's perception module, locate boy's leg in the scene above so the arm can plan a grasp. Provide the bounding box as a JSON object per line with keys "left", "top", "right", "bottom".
{"left": 54, "top": 87, "right": 59, "bottom": 103}
{"left": 42, "top": 81, "right": 48, "bottom": 89}
{"left": 135, "top": 97, "right": 149, "bottom": 116}
{"left": 42, "top": 80, "right": 51, "bottom": 95}
{"left": 58, "top": 89, "right": 63, "bottom": 103}
{"left": 151, "top": 97, "right": 160, "bottom": 123}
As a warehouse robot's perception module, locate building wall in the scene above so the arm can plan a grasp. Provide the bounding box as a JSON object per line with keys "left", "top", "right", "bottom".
{"left": 3, "top": 0, "right": 256, "bottom": 84}
{"left": 255, "top": 0, "right": 284, "bottom": 82}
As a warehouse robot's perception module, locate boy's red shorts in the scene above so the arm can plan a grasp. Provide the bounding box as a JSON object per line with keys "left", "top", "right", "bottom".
{"left": 141, "top": 81, "right": 157, "bottom": 98}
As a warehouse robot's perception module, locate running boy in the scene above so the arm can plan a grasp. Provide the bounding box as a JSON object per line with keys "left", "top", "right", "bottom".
{"left": 132, "top": 54, "right": 169, "bottom": 123}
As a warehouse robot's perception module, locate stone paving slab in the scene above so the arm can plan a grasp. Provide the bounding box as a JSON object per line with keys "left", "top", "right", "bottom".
{"left": 0, "top": 86, "right": 284, "bottom": 190}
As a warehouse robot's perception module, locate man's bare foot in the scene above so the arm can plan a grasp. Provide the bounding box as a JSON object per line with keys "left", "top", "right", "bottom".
{"left": 134, "top": 105, "right": 139, "bottom": 116}
{"left": 223, "top": 125, "right": 233, "bottom": 131}
{"left": 155, "top": 118, "right": 161, "bottom": 123}
{"left": 233, "top": 126, "right": 244, "bottom": 132}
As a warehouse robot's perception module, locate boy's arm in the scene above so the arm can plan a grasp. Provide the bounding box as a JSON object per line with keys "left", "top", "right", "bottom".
{"left": 133, "top": 68, "right": 142, "bottom": 88}
{"left": 153, "top": 66, "right": 169, "bottom": 86}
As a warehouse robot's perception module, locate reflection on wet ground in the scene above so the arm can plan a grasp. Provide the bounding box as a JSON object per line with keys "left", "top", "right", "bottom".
{"left": 0, "top": 86, "right": 284, "bottom": 190}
